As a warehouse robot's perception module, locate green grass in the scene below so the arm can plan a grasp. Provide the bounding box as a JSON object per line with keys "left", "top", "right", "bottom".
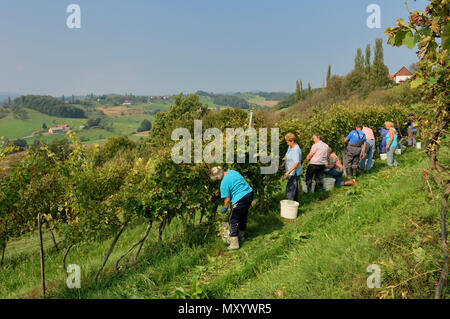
{"left": 0, "top": 106, "right": 158, "bottom": 145}
{"left": 0, "top": 145, "right": 448, "bottom": 299}
{"left": 0, "top": 109, "right": 87, "bottom": 141}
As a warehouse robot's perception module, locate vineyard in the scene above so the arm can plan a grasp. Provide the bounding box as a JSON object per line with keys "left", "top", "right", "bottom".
{"left": 4, "top": 90, "right": 443, "bottom": 298}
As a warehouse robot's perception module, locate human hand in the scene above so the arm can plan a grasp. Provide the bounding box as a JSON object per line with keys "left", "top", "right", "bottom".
{"left": 284, "top": 172, "right": 289, "bottom": 179}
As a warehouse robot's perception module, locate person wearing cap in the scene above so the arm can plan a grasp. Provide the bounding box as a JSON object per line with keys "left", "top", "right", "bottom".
{"left": 280, "top": 133, "right": 303, "bottom": 202}
{"left": 404, "top": 113, "right": 418, "bottom": 147}
{"left": 210, "top": 167, "right": 254, "bottom": 250}
{"left": 359, "top": 125, "right": 375, "bottom": 172}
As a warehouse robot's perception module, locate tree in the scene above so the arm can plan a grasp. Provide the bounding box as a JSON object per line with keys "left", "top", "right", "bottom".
{"left": 354, "top": 48, "right": 364, "bottom": 71}
{"left": 385, "top": 0, "right": 449, "bottom": 299}
{"left": 72, "top": 95, "right": 75, "bottom": 104}
{"left": 326, "top": 65, "right": 331, "bottom": 87}
{"left": 307, "top": 82, "right": 312, "bottom": 96}
{"left": 13, "top": 139, "right": 27, "bottom": 151}
{"left": 137, "top": 119, "right": 152, "bottom": 132}
{"left": 7, "top": 96, "right": 11, "bottom": 106}
{"left": 295, "top": 80, "right": 302, "bottom": 102}
{"left": 62, "top": 95, "right": 65, "bottom": 103}
{"left": 409, "top": 62, "right": 419, "bottom": 73}
{"left": 365, "top": 44, "right": 372, "bottom": 74}
{"left": 371, "top": 38, "right": 390, "bottom": 88}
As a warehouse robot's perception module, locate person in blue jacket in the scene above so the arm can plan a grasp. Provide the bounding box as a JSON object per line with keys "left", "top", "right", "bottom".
{"left": 379, "top": 127, "right": 388, "bottom": 154}
{"left": 210, "top": 166, "right": 254, "bottom": 250}
{"left": 404, "top": 113, "right": 418, "bottom": 147}
{"left": 343, "top": 125, "right": 366, "bottom": 178}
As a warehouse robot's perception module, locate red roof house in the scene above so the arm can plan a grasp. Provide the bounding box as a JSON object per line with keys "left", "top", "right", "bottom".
{"left": 389, "top": 67, "right": 413, "bottom": 83}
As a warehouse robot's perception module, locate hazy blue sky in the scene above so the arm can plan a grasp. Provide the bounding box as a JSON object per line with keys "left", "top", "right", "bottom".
{"left": 0, "top": 0, "right": 428, "bottom": 96}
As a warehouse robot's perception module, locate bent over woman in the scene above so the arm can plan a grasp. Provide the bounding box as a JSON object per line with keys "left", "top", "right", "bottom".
{"left": 210, "top": 167, "right": 254, "bottom": 250}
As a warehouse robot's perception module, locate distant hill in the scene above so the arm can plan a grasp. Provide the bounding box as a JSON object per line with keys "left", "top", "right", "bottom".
{"left": 0, "top": 92, "right": 19, "bottom": 103}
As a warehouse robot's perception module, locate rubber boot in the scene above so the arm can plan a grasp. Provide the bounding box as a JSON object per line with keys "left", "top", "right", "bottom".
{"left": 228, "top": 236, "right": 239, "bottom": 250}
{"left": 306, "top": 181, "right": 312, "bottom": 193}
{"left": 345, "top": 168, "right": 352, "bottom": 179}
{"left": 344, "top": 179, "right": 357, "bottom": 186}
{"left": 238, "top": 230, "right": 245, "bottom": 241}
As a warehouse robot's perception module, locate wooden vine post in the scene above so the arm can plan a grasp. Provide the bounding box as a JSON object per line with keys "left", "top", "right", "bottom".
{"left": 37, "top": 213, "right": 46, "bottom": 298}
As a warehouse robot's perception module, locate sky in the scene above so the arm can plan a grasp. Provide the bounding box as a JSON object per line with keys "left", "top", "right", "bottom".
{"left": 0, "top": 0, "right": 429, "bottom": 96}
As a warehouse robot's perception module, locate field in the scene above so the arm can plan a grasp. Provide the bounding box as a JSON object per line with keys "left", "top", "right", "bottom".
{"left": 0, "top": 93, "right": 280, "bottom": 146}
{"left": 0, "top": 102, "right": 170, "bottom": 145}
{"left": 1, "top": 144, "right": 447, "bottom": 299}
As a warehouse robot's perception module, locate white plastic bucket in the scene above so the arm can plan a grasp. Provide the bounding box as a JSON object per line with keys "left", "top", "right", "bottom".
{"left": 301, "top": 180, "right": 315, "bottom": 193}
{"left": 416, "top": 142, "right": 421, "bottom": 149}
{"left": 322, "top": 178, "right": 336, "bottom": 191}
{"left": 380, "top": 153, "right": 387, "bottom": 160}
{"left": 280, "top": 200, "right": 299, "bottom": 219}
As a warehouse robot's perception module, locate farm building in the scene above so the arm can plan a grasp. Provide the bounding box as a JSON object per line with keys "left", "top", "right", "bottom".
{"left": 49, "top": 124, "right": 70, "bottom": 134}
{"left": 389, "top": 67, "right": 413, "bottom": 84}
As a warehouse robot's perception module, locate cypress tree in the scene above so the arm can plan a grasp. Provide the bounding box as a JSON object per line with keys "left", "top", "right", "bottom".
{"left": 295, "top": 80, "right": 301, "bottom": 102}
{"left": 308, "top": 82, "right": 312, "bottom": 96}
{"left": 365, "top": 44, "right": 371, "bottom": 74}
{"left": 371, "top": 38, "right": 389, "bottom": 88}
{"left": 354, "top": 48, "right": 364, "bottom": 71}
{"left": 326, "top": 65, "right": 331, "bottom": 87}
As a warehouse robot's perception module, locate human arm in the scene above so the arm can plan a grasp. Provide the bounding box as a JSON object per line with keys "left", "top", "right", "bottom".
{"left": 284, "top": 162, "right": 299, "bottom": 179}
{"left": 223, "top": 197, "right": 231, "bottom": 209}
{"left": 386, "top": 130, "right": 394, "bottom": 149}
{"left": 361, "top": 142, "right": 366, "bottom": 159}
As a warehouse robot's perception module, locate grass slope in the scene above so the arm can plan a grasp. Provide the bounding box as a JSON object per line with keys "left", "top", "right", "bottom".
{"left": 0, "top": 145, "right": 448, "bottom": 299}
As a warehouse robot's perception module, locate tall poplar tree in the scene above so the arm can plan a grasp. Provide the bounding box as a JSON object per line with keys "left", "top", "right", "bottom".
{"left": 354, "top": 48, "right": 364, "bottom": 71}
{"left": 371, "top": 38, "right": 389, "bottom": 88}
{"left": 326, "top": 65, "right": 331, "bottom": 87}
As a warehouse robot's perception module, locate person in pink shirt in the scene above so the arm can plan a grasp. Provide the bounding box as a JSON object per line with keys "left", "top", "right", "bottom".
{"left": 359, "top": 125, "right": 375, "bottom": 172}
{"left": 304, "top": 134, "right": 329, "bottom": 192}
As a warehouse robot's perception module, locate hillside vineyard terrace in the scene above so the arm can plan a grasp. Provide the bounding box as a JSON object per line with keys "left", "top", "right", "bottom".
{"left": 171, "top": 120, "right": 280, "bottom": 175}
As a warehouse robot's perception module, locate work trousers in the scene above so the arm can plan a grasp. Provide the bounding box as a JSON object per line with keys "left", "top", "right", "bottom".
{"left": 228, "top": 191, "right": 254, "bottom": 237}
{"left": 305, "top": 164, "right": 325, "bottom": 192}
{"left": 344, "top": 144, "right": 362, "bottom": 170}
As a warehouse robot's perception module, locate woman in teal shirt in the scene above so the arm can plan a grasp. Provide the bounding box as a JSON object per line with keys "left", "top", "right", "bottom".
{"left": 210, "top": 167, "right": 254, "bottom": 250}
{"left": 385, "top": 121, "right": 398, "bottom": 167}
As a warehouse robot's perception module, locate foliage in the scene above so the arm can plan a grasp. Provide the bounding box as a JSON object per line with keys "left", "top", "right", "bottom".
{"left": 277, "top": 104, "right": 409, "bottom": 163}
{"left": 137, "top": 119, "right": 152, "bottom": 132}
{"left": 385, "top": 0, "right": 449, "bottom": 298}
{"left": 13, "top": 95, "right": 86, "bottom": 118}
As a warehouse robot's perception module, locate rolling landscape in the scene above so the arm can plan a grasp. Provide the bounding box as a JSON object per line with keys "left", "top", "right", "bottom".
{"left": 0, "top": 0, "right": 448, "bottom": 304}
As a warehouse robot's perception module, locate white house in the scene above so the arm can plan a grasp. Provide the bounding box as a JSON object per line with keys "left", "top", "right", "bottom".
{"left": 389, "top": 67, "right": 413, "bottom": 84}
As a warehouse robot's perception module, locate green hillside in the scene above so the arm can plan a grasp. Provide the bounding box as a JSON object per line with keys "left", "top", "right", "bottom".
{"left": 0, "top": 143, "right": 447, "bottom": 299}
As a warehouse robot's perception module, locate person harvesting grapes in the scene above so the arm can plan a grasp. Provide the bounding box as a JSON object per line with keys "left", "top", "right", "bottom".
{"left": 343, "top": 125, "right": 366, "bottom": 178}
{"left": 385, "top": 121, "right": 399, "bottom": 167}
{"left": 280, "top": 133, "right": 303, "bottom": 201}
{"left": 210, "top": 166, "right": 254, "bottom": 250}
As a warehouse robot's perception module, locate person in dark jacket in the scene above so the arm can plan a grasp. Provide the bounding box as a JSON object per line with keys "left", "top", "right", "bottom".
{"left": 343, "top": 125, "right": 366, "bottom": 178}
